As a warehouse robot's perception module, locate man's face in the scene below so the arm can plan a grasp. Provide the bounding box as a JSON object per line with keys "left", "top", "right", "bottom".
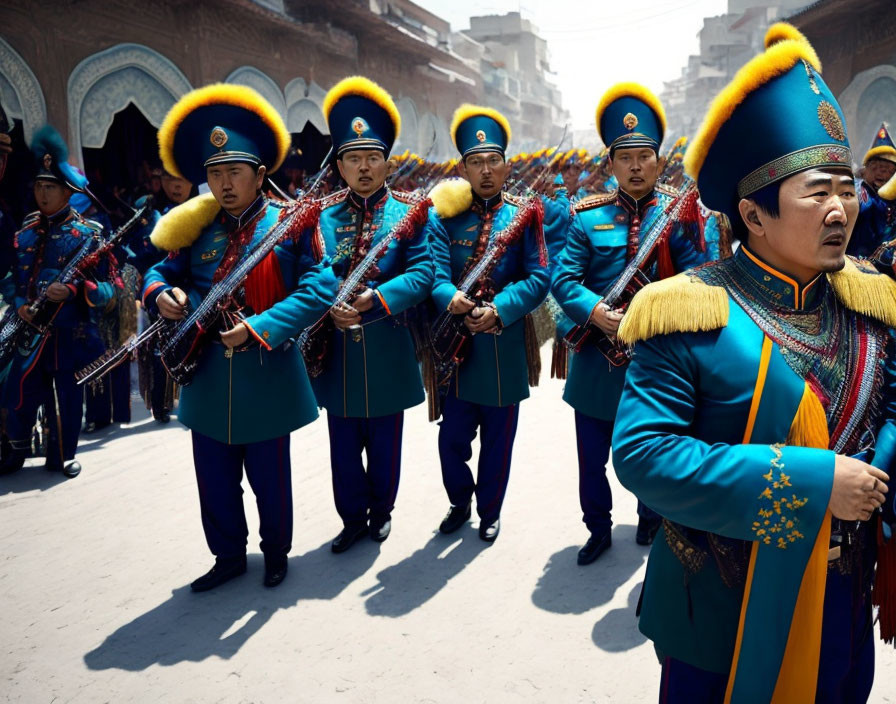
{"left": 336, "top": 150, "right": 387, "bottom": 197}
{"left": 206, "top": 162, "right": 264, "bottom": 216}
{"left": 458, "top": 151, "right": 507, "bottom": 200}
{"left": 161, "top": 173, "right": 192, "bottom": 204}
{"left": 33, "top": 180, "right": 72, "bottom": 216}
{"left": 865, "top": 157, "right": 896, "bottom": 189}
{"left": 746, "top": 167, "right": 858, "bottom": 280}
{"left": 609, "top": 147, "right": 658, "bottom": 199}
{"left": 562, "top": 162, "right": 583, "bottom": 190}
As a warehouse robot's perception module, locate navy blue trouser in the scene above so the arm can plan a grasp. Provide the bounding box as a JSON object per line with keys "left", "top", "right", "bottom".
{"left": 85, "top": 362, "right": 131, "bottom": 425}
{"left": 659, "top": 562, "right": 875, "bottom": 703}
{"left": 327, "top": 412, "right": 403, "bottom": 527}
{"left": 4, "top": 349, "right": 82, "bottom": 468}
{"left": 575, "top": 410, "right": 657, "bottom": 534}
{"left": 191, "top": 431, "right": 292, "bottom": 560}
{"left": 438, "top": 393, "right": 519, "bottom": 524}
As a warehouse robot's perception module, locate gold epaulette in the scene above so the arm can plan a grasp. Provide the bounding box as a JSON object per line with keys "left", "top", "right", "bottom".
{"left": 150, "top": 192, "right": 220, "bottom": 251}
{"left": 17, "top": 211, "right": 40, "bottom": 233}
{"left": 390, "top": 189, "right": 421, "bottom": 204}
{"left": 573, "top": 191, "right": 616, "bottom": 213}
{"left": 502, "top": 191, "right": 526, "bottom": 207}
{"left": 655, "top": 182, "right": 680, "bottom": 198}
{"left": 617, "top": 272, "right": 729, "bottom": 345}
{"left": 829, "top": 256, "right": 896, "bottom": 328}
{"left": 317, "top": 187, "right": 349, "bottom": 211}
{"left": 430, "top": 178, "right": 473, "bottom": 219}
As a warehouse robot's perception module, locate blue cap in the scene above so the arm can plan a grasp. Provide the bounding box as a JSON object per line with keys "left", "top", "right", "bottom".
{"left": 323, "top": 77, "right": 400, "bottom": 157}
{"left": 596, "top": 83, "right": 666, "bottom": 154}
{"left": 450, "top": 104, "right": 511, "bottom": 158}
{"left": 864, "top": 123, "right": 896, "bottom": 165}
{"left": 30, "top": 124, "right": 88, "bottom": 193}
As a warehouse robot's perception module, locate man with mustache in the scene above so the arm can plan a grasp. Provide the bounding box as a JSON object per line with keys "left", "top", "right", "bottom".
{"left": 551, "top": 83, "right": 708, "bottom": 565}
{"left": 612, "top": 24, "right": 896, "bottom": 703}
{"left": 848, "top": 122, "right": 896, "bottom": 257}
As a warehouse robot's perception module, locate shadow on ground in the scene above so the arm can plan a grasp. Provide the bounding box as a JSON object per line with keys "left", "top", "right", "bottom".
{"left": 591, "top": 581, "right": 647, "bottom": 652}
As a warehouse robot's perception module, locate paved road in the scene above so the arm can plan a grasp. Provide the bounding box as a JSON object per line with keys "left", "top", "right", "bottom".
{"left": 1, "top": 349, "right": 894, "bottom": 703}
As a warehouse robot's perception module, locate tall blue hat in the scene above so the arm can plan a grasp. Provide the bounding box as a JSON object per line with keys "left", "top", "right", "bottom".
{"left": 323, "top": 76, "right": 400, "bottom": 157}
{"left": 450, "top": 104, "right": 511, "bottom": 158}
{"left": 685, "top": 23, "right": 851, "bottom": 219}
{"left": 30, "top": 124, "right": 88, "bottom": 193}
{"left": 596, "top": 83, "right": 666, "bottom": 154}
{"left": 864, "top": 123, "right": 896, "bottom": 165}
{"left": 157, "top": 83, "right": 290, "bottom": 185}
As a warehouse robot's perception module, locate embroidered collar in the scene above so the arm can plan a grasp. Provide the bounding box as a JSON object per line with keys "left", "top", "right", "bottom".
{"left": 40, "top": 204, "right": 73, "bottom": 228}
{"left": 347, "top": 185, "right": 388, "bottom": 212}
{"left": 616, "top": 187, "right": 656, "bottom": 216}
{"left": 471, "top": 190, "right": 503, "bottom": 214}
{"left": 222, "top": 194, "right": 265, "bottom": 232}
{"left": 736, "top": 245, "right": 827, "bottom": 311}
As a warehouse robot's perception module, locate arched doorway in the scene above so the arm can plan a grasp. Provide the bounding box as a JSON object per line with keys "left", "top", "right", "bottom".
{"left": 856, "top": 77, "right": 896, "bottom": 153}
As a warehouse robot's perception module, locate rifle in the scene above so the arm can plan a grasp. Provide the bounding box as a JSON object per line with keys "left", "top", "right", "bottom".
{"left": 563, "top": 182, "right": 699, "bottom": 366}
{"left": 0, "top": 203, "right": 150, "bottom": 369}
{"left": 429, "top": 197, "right": 543, "bottom": 384}
{"left": 299, "top": 188, "right": 433, "bottom": 377}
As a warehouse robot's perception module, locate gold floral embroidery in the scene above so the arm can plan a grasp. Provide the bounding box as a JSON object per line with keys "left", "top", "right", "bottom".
{"left": 751, "top": 443, "right": 808, "bottom": 548}
{"left": 818, "top": 101, "right": 846, "bottom": 142}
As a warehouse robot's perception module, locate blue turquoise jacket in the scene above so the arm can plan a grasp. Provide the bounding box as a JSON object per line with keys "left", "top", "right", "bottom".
{"left": 312, "top": 186, "right": 433, "bottom": 418}
{"left": 551, "top": 186, "right": 708, "bottom": 420}
{"left": 142, "top": 194, "right": 338, "bottom": 444}
{"left": 611, "top": 246, "right": 896, "bottom": 702}
{"left": 127, "top": 195, "right": 173, "bottom": 276}
{"left": 429, "top": 185, "right": 550, "bottom": 407}
{"left": 848, "top": 179, "right": 896, "bottom": 257}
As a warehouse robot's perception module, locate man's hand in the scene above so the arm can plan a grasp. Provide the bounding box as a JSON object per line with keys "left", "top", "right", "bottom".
{"left": 464, "top": 305, "right": 498, "bottom": 334}
{"left": 590, "top": 301, "right": 624, "bottom": 336}
{"left": 351, "top": 289, "right": 375, "bottom": 313}
{"left": 45, "top": 283, "right": 72, "bottom": 302}
{"left": 829, "top": 454, "right": 889, "bottom": 521}
{"left": 330, "top": 301, "right": 361, "bottom": 330}
{"left": 220, "top": 323, "right": 249, "bottom": 349}
{"left": 448, "top": 290, "right": 476, "bottom": 315}
{"left": 17, "top": 304, "right": 34, "bottom": 323}
{"left": 157, "top": 287, "right": 187, "bottom": 320}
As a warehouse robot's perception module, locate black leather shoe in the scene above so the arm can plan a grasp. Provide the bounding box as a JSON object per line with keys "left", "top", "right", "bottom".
{"left": 263, "top": 555, "right": 288, "bottom": 588}
{"left": 155, "top": 411, "right": 171, "bottom": 424}
{"left": 369, "top": 518, "right": 391, "bottom": 542}
{"left": 578, "top": 531, "right": 612, "bottom": 565}
{"left": 439, "top": 502, "right": 472, "bottom": 534}
{"left": 479, "top": 517, "right": 500, "bottom": 542}
{"left": 62, "top": 461, "right": 82, "bottom": 478}
{"left": 331, "top": 523, "right": 367, "bottom": 554}
{"left": 636, "top": 516, "right": 662, "bottom": 546}
{"left": 190, "top": 556, "right": 247, "bottom": 592}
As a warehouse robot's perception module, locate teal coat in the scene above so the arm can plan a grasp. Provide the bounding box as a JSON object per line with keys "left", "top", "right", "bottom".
{"left": 551, "top": 187, "right": 708, "bottom": 420}
{"left": 142, "top": 196, "right": 338, "bottom": 444}
{"left": 611, "top": 247, "right": 896, "bottom": 701}
{"left": 312, "top": 187, "right": 433, "bottom": 418}
{"left": 429, "top": 191, "right": 550, "bottom": 407}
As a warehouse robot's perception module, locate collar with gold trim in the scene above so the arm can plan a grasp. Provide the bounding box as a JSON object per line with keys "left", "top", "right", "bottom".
{"left": 737, "top": 245, "right": 827, "bottom": 311}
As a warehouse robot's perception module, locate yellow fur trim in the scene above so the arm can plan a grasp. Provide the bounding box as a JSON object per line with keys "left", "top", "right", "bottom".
{"left": 157, "top": 83, "right": 290, "bottom": 179}
{"left": 617, "top": 273, "right": 729, "bottom": 345}
{"left": 879, "top": 171, "right": 896, "bottom": 200}
{"left": 864, "top": 145, "right": 896, "bottom": 166}
{"left": 765, "top": 22, "right": 810, "bottom": 49}
{"left": 322, "top": 76, "right": 400, "bottom": 136}
{"left": 595, "top": 82, "right": 667, "bottom": 138}
{"left": 828, "top": 257, "right": 896, "bottom": 327}
{"left": 430, "top": 178, "right": 473, "bottom": 219}
{"left": 150, "top": 193, "right": 220, "bottom": 251}
{"left": 684, "top": 39, "right": 821, "bottom": 182}
{"left": 787, "top": 383, "right": 830, "bottom": 449}
{"left": 449, "top": 104, "right": 511, "bottom": 149}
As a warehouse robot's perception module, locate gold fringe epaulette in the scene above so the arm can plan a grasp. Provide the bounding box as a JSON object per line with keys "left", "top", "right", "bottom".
{"left": 150, "top": 192, "right": 220, "bottom": 251}
{"left": 573, "top": 191, "right": 616, "bottom": 213}
{"left": 391, "top": 189, "right": 422, "bottom": 204}
{"left": 317, "top": 187, "right": 349, "bottom": 211}
{"left": 617, "top": 272, "right": 729, "bottom": 345}
{"left": 502, "top": 191, "right": 525, "bottom": 207}
{"left": 430, "top": 178, "right": 473, "bottom": 219}
{"left": 828, "top": 257, "right": 896, "bottom": 328}
{"left": 655, "top": 183, "right": 680, "bottom": 198}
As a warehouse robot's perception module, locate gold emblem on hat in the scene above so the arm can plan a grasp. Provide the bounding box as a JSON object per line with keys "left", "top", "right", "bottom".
{"left": 623, "top": 113, "right": 639, "bottom": 130}
{"left": 817, "top": 101, "right": 846, "bottom": 142}
{"left": 210, "top": 127, "right": 228, "bottom": 148}
{"left": 352, "top": 118, "right": 367, "bottom": 136}
{"left": 42, "top": 153, "right": 52, "bottom": 169}
{"left": 476, "top": 129, "right": 487, "bottom": 143}
{"left": 880, "top": 128, "right": 887, "bottom": 139}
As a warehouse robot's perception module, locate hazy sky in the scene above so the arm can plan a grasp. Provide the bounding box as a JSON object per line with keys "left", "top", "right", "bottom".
{"left": 418, "top": 0, "right": 730, "bottom": 131}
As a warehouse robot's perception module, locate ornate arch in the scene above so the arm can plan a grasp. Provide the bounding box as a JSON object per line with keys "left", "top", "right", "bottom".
{"left": 838, "top": 64, "right": 896, "bottom": 160}
{"left": 0, "top": 37, "right": 47, "bottom": 144}
{"left": 68, "top": 43, "right": 191, "bottom": 165}
{"left": 225, "top": 66, "right": 286, "bottom": 118}
{"left": 284, "top": 78, "right": 327, "bottom": 133}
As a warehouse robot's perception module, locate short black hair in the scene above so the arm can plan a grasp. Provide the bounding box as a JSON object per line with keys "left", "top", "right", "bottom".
{"left": 731, "top": 178, "right": 781, "bottom": 243}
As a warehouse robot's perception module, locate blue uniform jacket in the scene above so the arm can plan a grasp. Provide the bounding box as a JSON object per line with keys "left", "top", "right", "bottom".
{"left": 848, "top": 179, "right": 896, "bottom": 257}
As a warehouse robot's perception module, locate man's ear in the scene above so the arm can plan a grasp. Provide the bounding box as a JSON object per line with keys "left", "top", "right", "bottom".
{"left": 256, "top": 165, "right": 267, "bottom": 189}
{"left": 738, "top": 198, "right": 766, "bottom": 240}
{"left": 656, "top": 155, "right": 667, "bottom": 173}
{"left": 457, "top": 159, "right": 467, "bottom": 180}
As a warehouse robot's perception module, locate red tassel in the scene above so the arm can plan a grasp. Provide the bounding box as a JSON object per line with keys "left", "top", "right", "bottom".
{"left": 244, "top": 250, "right": 287, "bottom": 314}
{"left": 656, "top": 239, "right": 676, "bottom": 280}
{"left": 874, "top": 521, "right": 896, "bottom": 644}
{"left": 392, "top": 196, "right": 433, "bottom": 241}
